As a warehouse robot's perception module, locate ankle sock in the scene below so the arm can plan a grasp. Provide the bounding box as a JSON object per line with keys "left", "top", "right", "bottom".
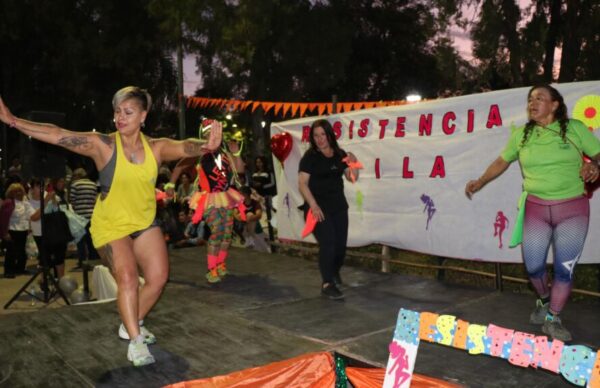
{"left": 207, "top": 254, "right": 218, "bottom": 270}
{"left": 131, "top": 334, "right": 145, "bottom": 344}
{"left": 217, "top": 250, "right": 228, "bottom": 264}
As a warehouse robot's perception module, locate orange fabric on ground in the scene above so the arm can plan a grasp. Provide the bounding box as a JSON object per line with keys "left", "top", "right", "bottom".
{"left": 165, "top": 352, "right": 335, "bottom": 388}
{"left": 346, "top": 366, "right": 463, "bottom": 388}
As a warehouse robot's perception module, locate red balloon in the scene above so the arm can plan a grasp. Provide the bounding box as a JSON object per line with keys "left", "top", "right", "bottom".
{"left": 270, "top": 132, "right": 293, "bottom": 163}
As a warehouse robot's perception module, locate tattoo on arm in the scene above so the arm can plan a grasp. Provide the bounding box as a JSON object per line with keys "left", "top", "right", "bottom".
{"left": 99, "top": 134, "right": 114, "bottom": 146}
{"left": 58, "top": 136, "right": 93, "bottom": 151}
{"left": 183, "top": 140, "right": 205, "bottom": 156}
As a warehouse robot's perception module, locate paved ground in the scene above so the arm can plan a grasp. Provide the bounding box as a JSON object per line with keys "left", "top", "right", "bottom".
{"left": 0, "top": 246, "right": 598, "bottom": 387}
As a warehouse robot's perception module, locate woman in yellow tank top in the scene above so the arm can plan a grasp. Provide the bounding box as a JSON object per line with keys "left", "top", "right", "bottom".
{"left": 0, "top": 87, "right": 222, "bottom": 367}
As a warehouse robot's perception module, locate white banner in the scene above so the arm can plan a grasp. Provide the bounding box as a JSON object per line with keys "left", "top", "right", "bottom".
{"left": 271, "top": 81, "right": 600, "bottom": 263}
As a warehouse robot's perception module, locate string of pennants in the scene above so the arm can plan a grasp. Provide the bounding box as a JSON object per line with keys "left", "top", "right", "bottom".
{"left": 186, "top": 96, "right": 412, "bottom": 118}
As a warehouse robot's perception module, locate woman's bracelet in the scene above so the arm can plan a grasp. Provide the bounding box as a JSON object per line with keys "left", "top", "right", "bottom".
{"left": 9, "top": 119, "right": 17, "bottom": 128}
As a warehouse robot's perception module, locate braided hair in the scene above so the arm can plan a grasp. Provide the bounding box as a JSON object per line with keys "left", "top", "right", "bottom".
{"left": 521, "top": 84, "right": 569, "bottom": 146}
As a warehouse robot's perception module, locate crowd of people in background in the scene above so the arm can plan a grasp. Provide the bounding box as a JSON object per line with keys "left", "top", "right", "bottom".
{"left": 0, "top": 152, "right": 276, "bottom": 280}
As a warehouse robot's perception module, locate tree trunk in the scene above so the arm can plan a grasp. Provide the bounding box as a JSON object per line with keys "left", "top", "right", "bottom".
{"left": 542, "top": 0, "right": 561, "bottom": 81}
{"left": 502, "top": 0, "right": 523, "bottom": 86}
{"left": 558, "top": 0, "right": 582, "bottom": 82}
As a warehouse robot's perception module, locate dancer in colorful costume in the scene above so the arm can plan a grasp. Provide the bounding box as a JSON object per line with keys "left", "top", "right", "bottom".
{"left": 172, "top": 120, "right": 245, "bottom": 283}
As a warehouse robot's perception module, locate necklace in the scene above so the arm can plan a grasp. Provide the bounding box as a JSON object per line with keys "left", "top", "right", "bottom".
{"left": 130, "top": 152, "right": 137, "bottom": 163}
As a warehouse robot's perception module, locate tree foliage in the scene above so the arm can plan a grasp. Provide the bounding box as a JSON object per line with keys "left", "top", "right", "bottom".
{"left": 455, "top": 0, "right": 599, "bottom": 88}
{"left": 0, "top": 0, "right": 177, "bottom": 134}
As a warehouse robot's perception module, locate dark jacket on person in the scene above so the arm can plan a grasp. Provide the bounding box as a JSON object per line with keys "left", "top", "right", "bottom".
{"left": 0, "top": 199, "right": 15, "bottom": 238}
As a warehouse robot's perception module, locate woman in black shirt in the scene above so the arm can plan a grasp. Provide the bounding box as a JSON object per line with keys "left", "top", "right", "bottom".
{"left": 298, "top": 119, "right": 359, "bottom": 299}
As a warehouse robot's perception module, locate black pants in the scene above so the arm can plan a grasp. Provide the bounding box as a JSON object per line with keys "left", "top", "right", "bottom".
{"left": 311, "top": 209, "right": 348, "bottom": 284}
{"left": 34, "top": 236, "right": 66, "bottom": 278}
{"left": 4, "top": 230, "right": 28, "bottom": 275}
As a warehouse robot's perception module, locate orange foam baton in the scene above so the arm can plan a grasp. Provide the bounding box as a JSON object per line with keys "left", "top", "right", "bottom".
{"left": 301, "top": 209, "right": 318, "bottom": 238}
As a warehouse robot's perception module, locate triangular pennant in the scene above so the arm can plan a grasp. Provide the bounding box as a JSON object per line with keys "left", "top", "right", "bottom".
{"left": 299, "top": 104, "right": 309, "bottom": 117}
{"left": 251, "top": 101, "right": 261, "bottom": 112}
{"left": 282, "top": 103, "right": 292, "bottom": 117}
{"left": 317, "top": 103, "right": 326, "bottom": 116}
{"left": 352, "top": 102, "right": 364, "bottom": 111}
{"left": 262, "top": 102, "right": 275, "bottom": 114}
{"left": 342, "top": 102, "right": 353, "bottom": 112}
{"left": 273, "top": 103, "right": 283, "bottom": 116}
{"left": 290, "top": 103, "right": 300, "bottom": 117}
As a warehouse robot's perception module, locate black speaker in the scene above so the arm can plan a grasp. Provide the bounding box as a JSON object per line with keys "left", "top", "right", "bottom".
{"left": 20, "top": 111, "right": 68, "bottom": 180}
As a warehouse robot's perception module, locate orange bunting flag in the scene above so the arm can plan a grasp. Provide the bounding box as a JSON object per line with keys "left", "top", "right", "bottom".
{"left": 302, "top": 209, "right": 318, "bottom": 238}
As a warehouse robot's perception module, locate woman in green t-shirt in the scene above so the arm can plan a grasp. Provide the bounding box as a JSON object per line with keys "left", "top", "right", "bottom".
{"left": 465, "top": 84, "right": 600, "bottom": 342}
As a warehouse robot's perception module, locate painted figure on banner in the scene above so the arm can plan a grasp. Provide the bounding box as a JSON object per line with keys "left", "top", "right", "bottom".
{"left": 388, "top": 341, "right": 411, "bottom": 387}
{"left": 465, "top": 84, "right": 600, "bottom": 343}
{"left": 493, "top": 210, "right": 509, "bottom": 248}
{"left": 0, "top": 87, "right": 222, "bottom": 367}
{"left": 283, "top": 193, "right": 291, "bottom": 218}
{"left": 420, "top": 194, "right": 436, "bottom": 230}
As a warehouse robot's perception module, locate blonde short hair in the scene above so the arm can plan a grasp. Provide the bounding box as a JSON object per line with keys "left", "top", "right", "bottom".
{"left": 5, "top": 183, "right": 25, "bottom": 199}
{"left": 112, "top": 86, "right": 152, "bottom": 111}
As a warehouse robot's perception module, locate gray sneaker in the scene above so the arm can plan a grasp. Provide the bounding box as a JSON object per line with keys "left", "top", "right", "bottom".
{"left": 529, "top": 299, "right": 549, "bottom": 325}
{"left": 127, "top": 340, "right": 155, "bottom": 366}
{"left": 542, "top": 316, "right": 572, "bottom": 342}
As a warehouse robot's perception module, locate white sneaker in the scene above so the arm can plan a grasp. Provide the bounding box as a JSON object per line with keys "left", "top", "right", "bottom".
{"left": 127, "top": 340, "right": 155, "bottom": 367}
{"left": 119, "top": 323, "right": 157, "bottom": 344}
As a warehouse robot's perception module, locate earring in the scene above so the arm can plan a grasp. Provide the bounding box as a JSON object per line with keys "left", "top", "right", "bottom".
{"left": 141, "top": 122, "right": 145, "bottom": 128}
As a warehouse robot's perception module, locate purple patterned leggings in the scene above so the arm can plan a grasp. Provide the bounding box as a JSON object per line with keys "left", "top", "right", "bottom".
{"left": 522, "top": 195, "right": 589, "bottom": 314}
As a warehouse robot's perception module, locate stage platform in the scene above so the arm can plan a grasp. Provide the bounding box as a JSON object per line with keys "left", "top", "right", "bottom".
{"left": 0, "top": 246, "right": 598, "bottom": 387}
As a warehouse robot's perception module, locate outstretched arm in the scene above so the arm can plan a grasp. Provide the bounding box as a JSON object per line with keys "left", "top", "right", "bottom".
{"left": 152, "top": 121, "right": 223, "bottom": 164}
{"left": 465, "top": 156, "right": 511, "bottom": 199}
{"left": 0, "top": 96, "right": 106, "bottom": 161}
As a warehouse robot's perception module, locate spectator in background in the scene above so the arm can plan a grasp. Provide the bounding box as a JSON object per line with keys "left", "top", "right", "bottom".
{"left": 251, "top": 156, "right": 276, "bottom": 243}
{"left": 28, "top": 179, "right": 56, "bottom": 275}
{"left": 50, "top": 177, "right": 69, "bottom": 204}
{"left": 251, "top": 156, "right": 276, "bottom": 198}
{"left": 234, "top": 186, "right": 270, "bottom": 253}
{"left": 0, "top": 183, "right": 35, "bottom": 278}
{"left": 158, "top": 162, "right": 172, "bottom": 181}
{"left": 7, "top": 157, "right": 22, "bottom": 179}
{"left": 176, "top": 172, "right": 195, "bottom": 204}
{"left": 69, "top": 168, "right": 99, "bottom": 268}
